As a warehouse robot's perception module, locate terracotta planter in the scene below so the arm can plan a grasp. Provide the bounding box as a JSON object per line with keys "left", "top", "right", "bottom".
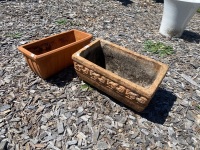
{"left": 72, "top": 39, "right": 168, "bottom": 112}
{"left": 18, "top": 29, "right": 92, "bottom": 79}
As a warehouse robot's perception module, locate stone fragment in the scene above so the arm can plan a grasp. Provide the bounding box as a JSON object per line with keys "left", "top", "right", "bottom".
{"left": 4, "top": 77, "right": 11, "bottom": 84}
{"left": 80, "top": 115, "right": 90, "bottom": 122}
{"left": 41, "top": 125, "right": 48, "bottom": 130}
{"left": 19, "top": 41, "right": 28, "bottom": 45}
{"left": 21, "top": 134, "right": 30, "bottom": 140}
{"left": 44, "top": 135, "right": 54, "bottom": 142}
{"left": 180, "top": 74, "right": 200, "bottom": 88}
{"left": 77, "top": 132, "right": 87, "bottom": 140}
{"left": 92, "top": 127, "right": 100, "bottom": 144}
{"left": 48, "top": 142, "right": 60, "bottom": 150}
{"left": 156, "top": 141, "right": 163, "bottom": 148}
{"left": 25, "top": 143, "right": 31, "bottom": 150}
{"left": 0, "top": 140, "right": 8, "bottom": 150}
{"left": 96, "top": 141, "right": 110, "bottom": 150}
{"left": 78, "top": 138, "right": 82, "bottom": 147}
{"left": 122, "top": 142, "right": 130, "bottom": 148}
{"left": 35, "top": 105, "right": 45, "bottom": 114}
{"left": 0, "top": 104, "right": 11, "bottom": 112}
{"left": 168, "top": 127, "right": 175, "bottom": 136}
{"left": 141, "top": 129, "right": 149, "bottom": 135}
{"left": 67, "top": 127, "right": 73, "bottom": 136}
{"left": 186, "top": 111, "right": 196, "bottom": 122}
{"left": 67, "top": 140, "right": 78, "bottom": 146}
{"left": 196, "top": 115, "right": 200, "bottom": 125}
{"left": 93, "top": 113, "right": 97, "bottom": 120}
{"left": 131, "top": 130, "right": 139, "bottom": 139}
{"left": 56, "top": 141, "right": 62, "bottom": 148}
{"left": 0, "top": 122, "right": 5, "bottom": 128}
{"left": 39, "top": 132, "right": 48, "bottom": 140}
{"left": 43, "top": 111, "right": 54, "bottom": 119}
{"left": 77, "top": 106, "right": 84, "bottom": 113}
{"left": 10, "top": 117, "right": 21, "bottom": 122}
{"left": 119, "top": 117, "right": 127, "bottom": 124}
{"left": 57, "top": 121, "right": 64, "bottom": 134}
{"left": 117, "top": 122, "right": 124, "bottom": 128}
{"left": 34, "top": 144, "right": 46, "bottom": 148}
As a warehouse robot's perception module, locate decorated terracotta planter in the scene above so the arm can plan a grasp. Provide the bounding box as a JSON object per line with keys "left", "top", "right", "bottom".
{"left": 18, "top": 29, "right": 92, "bottom": 79}
{"left": 72, "top": 39, "right": 168, "bottom": 112}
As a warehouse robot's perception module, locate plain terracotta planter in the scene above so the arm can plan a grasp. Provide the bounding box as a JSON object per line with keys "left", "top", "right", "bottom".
{"left": 72, "top": 39, "right": 168, "bottom": 112}
{"left": 18, "top": 29, "right": 92, "bottom": 79}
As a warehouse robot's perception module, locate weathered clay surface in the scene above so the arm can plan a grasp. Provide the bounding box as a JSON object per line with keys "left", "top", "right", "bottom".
{"left": 73, "top": 39, "right": 169, "bottom": 112}
{"left": 81, "top": 41, "right": 159, "bottom": 87}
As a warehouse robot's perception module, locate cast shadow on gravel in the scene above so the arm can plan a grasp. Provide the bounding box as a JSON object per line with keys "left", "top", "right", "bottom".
{"left": 101, "top": 87, "right": 176, "bottom": 125}
{"left": 180, "top": 30, "right": 200, "bottom": 43}
{"left": 46, "top": 67, "right": 176, "bottom": 124}
{"left": 139, "top": 88, "right": 176, "bottom": 124}
{"left": 45, "top": 66, "right": 77, "bottom": 87}
{"left": 153, "top": 0, "right": 164, "bottom": 3}
{"left": 116, "top": 0, "right": 133, "bottom": 6}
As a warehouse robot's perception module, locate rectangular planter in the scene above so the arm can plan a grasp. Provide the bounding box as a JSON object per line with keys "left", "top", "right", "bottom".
{"left": 18, "top": 29, "right": 92, "bottom": 79}
{"left": 72, "top": 39, "right": 169, "bottom": 112}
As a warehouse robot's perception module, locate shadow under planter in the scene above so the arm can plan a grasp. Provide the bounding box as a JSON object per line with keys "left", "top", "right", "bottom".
{"left": 72, "top": 39, "right": 168, "bottom": 112}
{"left": 153, "top": 0, "right": 164, "bottom": 3}
{"left": 139, "top": 88, "right": 177, "bottom": 124}
{"left": 46, "top": 66, "right": 77, "bottom": 87}
{"left": 116, "top": 0, "right": 133, "bottom": 6}
{"left": 94, "top": 87, "right": 176, "bottom": 124}
{"left": 180, "top": 30, "right": 200, "bottom": 43}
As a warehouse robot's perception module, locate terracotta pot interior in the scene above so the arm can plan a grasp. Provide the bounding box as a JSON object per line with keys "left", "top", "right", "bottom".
{"left": 80, "top": 41, "right": 161, "bottom": 87}
{"left": 23, "top": 30, "right": 89, "bottom": 55}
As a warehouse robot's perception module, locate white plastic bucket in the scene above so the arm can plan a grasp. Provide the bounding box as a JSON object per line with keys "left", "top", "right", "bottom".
{"left": 159, "top": 0, "right": 200, "bottom": 37}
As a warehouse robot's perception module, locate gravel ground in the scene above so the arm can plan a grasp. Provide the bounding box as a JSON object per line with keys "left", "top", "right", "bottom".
{"left": 0, "top": 0, "right": 200, "bottom": 149}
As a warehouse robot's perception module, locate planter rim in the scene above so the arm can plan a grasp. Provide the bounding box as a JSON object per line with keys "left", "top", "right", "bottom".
{"left": 17, "top": 29, "right": 92, "bottom": 60}
{"left": 173, "top": 0, "right": 200, "bottom": 3}
{"left": 72, "top": 39, "right": 169, "bottom": 98}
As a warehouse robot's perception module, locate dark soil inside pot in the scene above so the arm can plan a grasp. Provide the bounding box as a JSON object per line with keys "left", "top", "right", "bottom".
{"left": 80, "top": 41, "right": 160, "bottom": 87}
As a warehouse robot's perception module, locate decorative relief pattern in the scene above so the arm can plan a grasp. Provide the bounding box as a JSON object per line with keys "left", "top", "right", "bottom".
{"left": 74, "top": 61, "right": 148, "bottom": 105}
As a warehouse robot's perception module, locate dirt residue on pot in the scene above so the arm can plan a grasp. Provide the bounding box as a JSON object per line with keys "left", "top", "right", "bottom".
{"left": 81, "top": 42, "right": 160, "bottom": 87}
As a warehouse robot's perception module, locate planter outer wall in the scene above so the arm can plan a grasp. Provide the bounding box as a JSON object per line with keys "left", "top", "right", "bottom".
{"left": 159, "top": 0, "right": 200, "bottom": 37}
{"left": 18, "top": 29, "right": 92, "bottom": 79}
{"left": 72, "top": 39, "right": 169, "bottom": 112}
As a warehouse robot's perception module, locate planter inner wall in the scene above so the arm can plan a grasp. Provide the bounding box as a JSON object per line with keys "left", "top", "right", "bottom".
{"left": 80, "top": 41, "right": 160, "bottom": 88}
{"left": 24, "top": 30, "right": 87, "bottom": 55}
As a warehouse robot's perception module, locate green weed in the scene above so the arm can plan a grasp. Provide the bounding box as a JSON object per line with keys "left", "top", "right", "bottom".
{"left": 81, "top": 83, "right": 93, "bottom": 91}
{"left": 56, "top": 19, "right": 67, "bottom": 25}
{"left": 6, "top": 33, "right": 22, "bottom": 39}
{"left": 197, "top": 8, "right": 200, "bottom": 13}
{"left": 144, "top": 40, "right": 173, "bottom": 57}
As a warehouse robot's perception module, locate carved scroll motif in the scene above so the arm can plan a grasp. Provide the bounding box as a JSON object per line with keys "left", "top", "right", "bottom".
{"left": 74, "top": 62, "right": 83, "bottom": 72}
{"left": 74, "top": 61, "right": 148, "bottom": 105}
{"left": 116, "top": 85, "right": 126, "bottom": 94}
{"left": 90, "top": 70, "right": 100, "bottom": 80}
{"left": 136, "top": 97, "right": 148, "bottom": 104}
{"left": 98, "top": 76, "right": 106, "bottom": 84}
{"left": 106, "top": 79, "right": 118, "bottom": 90}
{"left": 125, "top": 89, "right": 139, "bottom": 100}
{"left": 82, "top": 67, "right": 90, "bottom": 74}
